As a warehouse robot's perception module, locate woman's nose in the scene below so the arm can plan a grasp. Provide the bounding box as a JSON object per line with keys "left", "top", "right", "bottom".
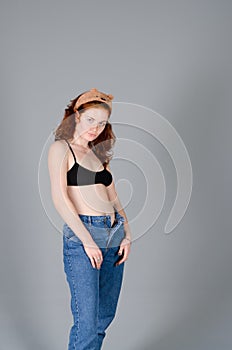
{"left": 90, "top": 124, "right": 99, "bottom": 131}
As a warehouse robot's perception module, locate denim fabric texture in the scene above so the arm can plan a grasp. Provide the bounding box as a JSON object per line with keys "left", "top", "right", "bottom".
{"left": 63, "top": 209, "right": 126, "bottom": 350}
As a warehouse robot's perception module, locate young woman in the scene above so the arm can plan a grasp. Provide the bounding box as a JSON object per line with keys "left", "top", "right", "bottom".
{"left": 48, "top": 88, "right": 132, "bottom": 349}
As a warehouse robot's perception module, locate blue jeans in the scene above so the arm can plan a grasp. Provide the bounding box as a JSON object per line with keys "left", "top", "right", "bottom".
{"left": 63, "top": 209, "right": 126, "bottom": 350}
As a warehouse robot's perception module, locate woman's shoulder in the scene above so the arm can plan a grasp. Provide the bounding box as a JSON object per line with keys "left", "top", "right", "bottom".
{"left": 48, "top": 139, "right": 69, "bottom": 157}
{"left": 50, "top": 139, "right": 68, "bottom": 148}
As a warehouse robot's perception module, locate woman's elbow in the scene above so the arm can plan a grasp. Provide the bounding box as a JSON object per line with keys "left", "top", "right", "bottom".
{"left": 51, "top": 190, "right": 67, "bottom": 209}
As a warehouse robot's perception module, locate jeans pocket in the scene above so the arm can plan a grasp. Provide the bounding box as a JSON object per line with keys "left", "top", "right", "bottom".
{"left": 63, "top": 223, "right": 86, "bottom": 247}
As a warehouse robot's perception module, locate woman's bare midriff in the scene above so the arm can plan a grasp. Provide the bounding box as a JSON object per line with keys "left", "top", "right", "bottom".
{"left": 64, "top": 140, "right": 116, "bottom": 226}
{"left": 67, "top": 185, "right": 115, "bottom": 227}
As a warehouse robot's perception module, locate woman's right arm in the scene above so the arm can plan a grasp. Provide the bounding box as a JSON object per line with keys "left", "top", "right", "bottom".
{"left": 47, "top": 140, "right": 95, "bottom": 247}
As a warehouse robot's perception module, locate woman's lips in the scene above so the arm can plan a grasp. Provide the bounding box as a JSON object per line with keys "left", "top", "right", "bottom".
{"left": 88, "top": 132, "right": 97, "bottom": 137}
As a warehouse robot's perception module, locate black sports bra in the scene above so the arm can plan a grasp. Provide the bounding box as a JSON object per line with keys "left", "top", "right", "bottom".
{"left": 64, "top": 139, "right": 113, "bottom": 187}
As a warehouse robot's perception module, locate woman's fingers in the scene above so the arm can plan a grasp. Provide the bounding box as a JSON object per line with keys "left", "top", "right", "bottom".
{"left": 93, "top": 255, "right": 103, "bottom": 269}
{"left": 90, "top": 254, "right": 103, "bottom": 269}
{"left": 116, "top": 250, "right": 129, "bottom": 265}
{"left": 83, "top": 244, "right": 103, "bottom": 269}
{"left": 89, "top": 257, "right": 95, "bottom": 269}
{"left": 84, "top": 238, "right": 131, "bottom": 268}
{"left": 116, "top": 239, "right": 131, "bottom": 266}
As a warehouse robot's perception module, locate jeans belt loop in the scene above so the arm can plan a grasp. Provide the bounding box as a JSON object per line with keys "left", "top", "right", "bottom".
{"left": 88, "top": 216, "right": 91, "bottom": 226}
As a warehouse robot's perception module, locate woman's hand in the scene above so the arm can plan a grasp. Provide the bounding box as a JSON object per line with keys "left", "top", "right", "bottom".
{"left": 116, "top": 238, "right": 131, "bottom": 266}
{"left": 83, "top": 242, "right": 103, "bottom": 270}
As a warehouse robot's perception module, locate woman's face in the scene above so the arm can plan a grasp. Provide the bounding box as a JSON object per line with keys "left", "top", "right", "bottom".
{"left": 75, "top": 107, "right": 109, "bottom": 141}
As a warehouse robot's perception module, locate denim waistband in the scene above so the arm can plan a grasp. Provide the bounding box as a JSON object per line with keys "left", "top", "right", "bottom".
{"left": 78, "top": 209, "right": 125, "bottom": 227}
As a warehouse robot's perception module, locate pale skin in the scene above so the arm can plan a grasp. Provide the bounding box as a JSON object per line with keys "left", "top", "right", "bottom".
{"left": 48, "top": 106, "right": 132, "bottom": 270}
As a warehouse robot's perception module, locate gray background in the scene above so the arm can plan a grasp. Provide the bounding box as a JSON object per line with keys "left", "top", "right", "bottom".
{"left": 1, "top": 1, "right": 232, "bottom": 349}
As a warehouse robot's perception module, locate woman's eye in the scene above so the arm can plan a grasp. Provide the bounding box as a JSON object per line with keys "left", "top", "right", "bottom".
{"left": 87, "top": 117, "right": 94, "bottom": 123}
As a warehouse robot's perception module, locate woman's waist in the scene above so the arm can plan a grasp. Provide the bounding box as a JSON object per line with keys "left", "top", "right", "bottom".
{"left": 77, "top": 207, "right": 116, "bottom": 223}
{"left": 78, "top": 208, "right": 125, "bottom": 228}
{"left": 68, "top": 189, "right": 113, "bottom": 212}
{"left": 66, "top": 190, "right": 121, "bottom": 227}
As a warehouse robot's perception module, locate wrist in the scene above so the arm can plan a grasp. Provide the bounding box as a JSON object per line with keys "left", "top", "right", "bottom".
{"left": 82, "top": 238, "right": 96, "bottom": 247}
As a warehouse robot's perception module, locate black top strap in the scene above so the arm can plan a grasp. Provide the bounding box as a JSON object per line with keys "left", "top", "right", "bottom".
{"left": 64, "top": 139, "right": 76, "bottom": 163}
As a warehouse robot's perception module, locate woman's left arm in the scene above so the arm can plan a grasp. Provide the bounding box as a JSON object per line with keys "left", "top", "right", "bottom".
{"left": 105, "top": 164, "right": 132, "bottom": 265}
